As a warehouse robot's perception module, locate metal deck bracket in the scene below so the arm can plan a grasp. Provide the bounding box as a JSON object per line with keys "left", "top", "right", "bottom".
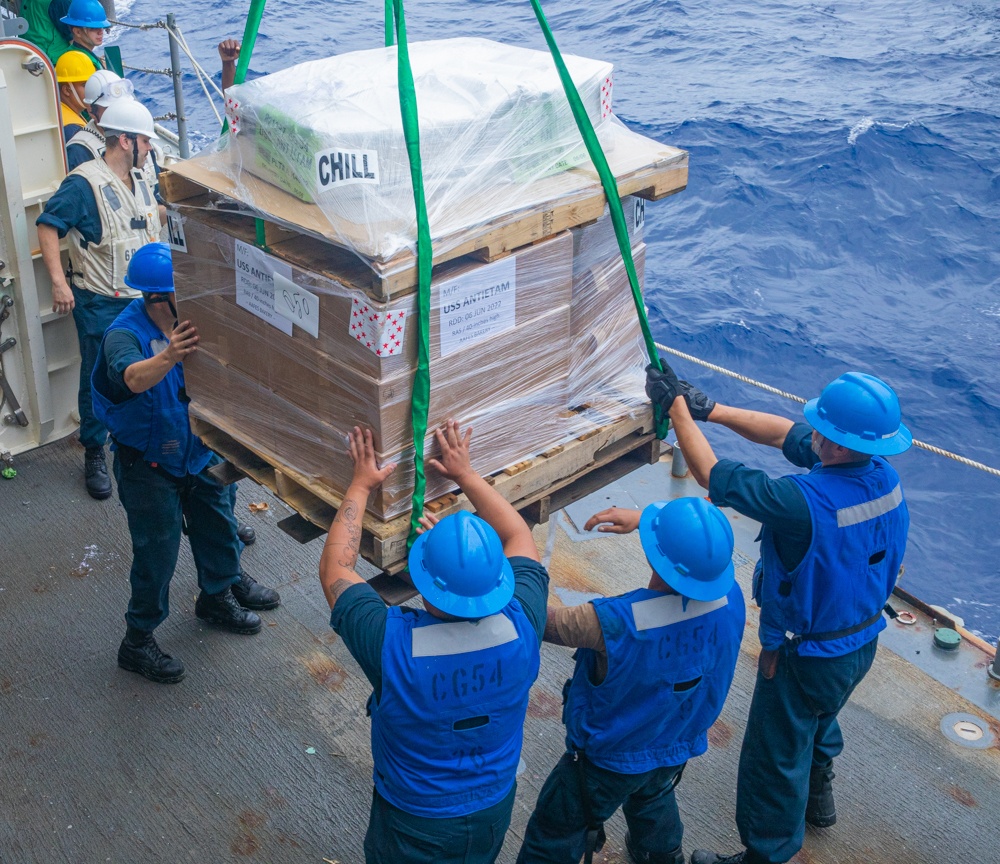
{"left": 939, "top": 712, "right": 995, "bottom": 749}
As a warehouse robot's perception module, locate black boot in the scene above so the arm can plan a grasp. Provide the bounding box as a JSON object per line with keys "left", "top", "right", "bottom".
{"left": 230, "top": 572, "right": 280, "bottom": 610}
{"left": 117, "top": 626, "right": 185, "bottom": 683}
{"left": 625, "top": 831, "right": 684, "bottom": 864}
{"left": 195, "top": 588, "right": 262, "bottom": 634}
{"left": 236, "top": 522, "right": 256, "bottom": 545}
{"left": 806, "top": 765, "right": 836, "bottom": 828}
{"left": 84, "top": 447, "right": 112, "bottom": 500}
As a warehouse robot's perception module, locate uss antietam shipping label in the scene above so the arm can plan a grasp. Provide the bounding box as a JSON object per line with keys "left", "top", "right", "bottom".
{"left": 314, "top": 147, "right": 381, "bottom": 192}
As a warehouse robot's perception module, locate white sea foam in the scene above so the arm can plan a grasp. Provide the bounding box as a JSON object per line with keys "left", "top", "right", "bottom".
{"left": 848, "top": 117, "right": 914, "bottom": 145}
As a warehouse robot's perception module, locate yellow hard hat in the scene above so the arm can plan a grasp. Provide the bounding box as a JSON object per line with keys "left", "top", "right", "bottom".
{"left": 56, "top": 51, "right": 95, "bottom": 84}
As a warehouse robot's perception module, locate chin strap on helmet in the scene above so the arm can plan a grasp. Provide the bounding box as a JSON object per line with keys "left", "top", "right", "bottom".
{"left": 144, "top": 292, "right": 177, "bottom": 322}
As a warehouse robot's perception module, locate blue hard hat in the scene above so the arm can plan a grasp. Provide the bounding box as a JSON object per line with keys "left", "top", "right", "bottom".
{"left": 124, "top": 243, "right": 174, "bottom": 293}
{"left": 408, "top": 511, "right": 515, "bottom": 619}
{"left": 803, "top": 371, "right": 912, "bottom": 456}
{"left": 60, "top": 0, "right": 111, "bottom": 28}
{"left": 638, "top": 497, "right": 735, "bottom": 602}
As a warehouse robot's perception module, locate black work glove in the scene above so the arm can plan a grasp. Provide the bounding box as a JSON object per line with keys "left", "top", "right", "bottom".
{"left": 645, "top": 359, "right": 681, "bottom": 411}
{"left": 679, "top": 380, "right": 716, "bottom": 421}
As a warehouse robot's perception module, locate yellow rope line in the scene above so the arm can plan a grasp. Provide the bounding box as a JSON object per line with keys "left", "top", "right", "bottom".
{"left": 655, "top": 342, "right": 1000, "bottom": 478}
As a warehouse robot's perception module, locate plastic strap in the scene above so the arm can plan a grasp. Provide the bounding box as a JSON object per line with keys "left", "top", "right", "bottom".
{"left": 528, "top": 0, "right": 670, "bottom": 440}
{"left": 391, "top": 0, "right": 433, "bottom": 548}
{"left": 385, "top": 0, "right": 395, "bottom": 46}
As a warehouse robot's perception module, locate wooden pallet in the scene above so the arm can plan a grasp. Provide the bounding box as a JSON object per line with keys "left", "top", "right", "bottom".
{"left": 162, "top": 124, "right": 687, "bottom": 302}
{"left": 193, "top": 406, "right": 660, "bottom": 602}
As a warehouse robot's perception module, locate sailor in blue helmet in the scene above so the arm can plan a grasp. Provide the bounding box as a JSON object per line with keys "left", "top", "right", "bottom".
{"left": 56, "top": 0, "right": 110, "bottom": 72}
{"left": 91, "top": 243, "right": 280, "bottom": 684}
{"left": 319, "top": 419, "right": 549, "bottom": 863}
{"left": 645, "top": 363, "right": 911, "bottom": 864}
{"left": 517, "top": 496, "right": 746, "bottom": 864}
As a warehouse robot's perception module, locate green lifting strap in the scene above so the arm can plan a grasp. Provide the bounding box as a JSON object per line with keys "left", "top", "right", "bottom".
{"left": 224, "top": 0, "right": 269, "bottom": 248}
{"left": 528, "top": 0, "right": 670, "bottom": 440}
{"left": 391, "top": 0, "right": 433, "bottom": 547}
{"left": 385, "top": 0, "right": 395, "bottom": 46}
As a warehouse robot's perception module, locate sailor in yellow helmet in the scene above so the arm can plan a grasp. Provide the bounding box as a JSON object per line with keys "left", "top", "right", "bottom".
{"left": 36, "top": 98, "right": 165, "bottom": 500}
{"left": 55, "top": 50, "right": 93, "bottom": 143}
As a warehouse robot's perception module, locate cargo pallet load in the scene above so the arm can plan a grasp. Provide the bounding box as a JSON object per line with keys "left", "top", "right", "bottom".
{"left": 160, "top": 38, "right": 688, "bottom": 598}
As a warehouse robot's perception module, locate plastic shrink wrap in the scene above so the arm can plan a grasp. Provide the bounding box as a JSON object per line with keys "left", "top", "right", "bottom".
{"left": 166, "top": 38, "right": 672, "bottom": 519}
{"left": 220, "top": 37, "right": 615, "bottom": 263}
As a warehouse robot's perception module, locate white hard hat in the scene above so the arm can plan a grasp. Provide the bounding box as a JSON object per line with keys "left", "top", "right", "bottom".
{"left": 84, "top": 69, "right": 136, "bottom": 108}
{"left": 100, "top": 99, "right": 158, "bottom": 139}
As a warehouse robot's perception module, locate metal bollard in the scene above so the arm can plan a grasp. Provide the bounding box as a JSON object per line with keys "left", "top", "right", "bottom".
{"left": 671, "top": 443, "right": 688, "bottom": 478}
{"left": 989, "top": 640, "right": 1000, "bottom": 681}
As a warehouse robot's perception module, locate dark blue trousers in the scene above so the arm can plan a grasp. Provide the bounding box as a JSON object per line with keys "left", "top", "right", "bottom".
{"left": 113, "top": 450, "right": 241, "bottom": 631}
{"left": 517, "top": 752, "right": 685, "bottom": 864}
{"left": 71, "top": 286, "right": 131, "bottom": 450}
{"left": 736, "top": 638, "right": 878, "bottom": 863}
{"left": 363, "top": 784, "right": 516, "bottom": 864}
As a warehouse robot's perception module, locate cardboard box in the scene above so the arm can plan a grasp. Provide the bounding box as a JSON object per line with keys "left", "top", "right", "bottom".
{"left": 174, "top": 219, "right": 576, "bottom": 518}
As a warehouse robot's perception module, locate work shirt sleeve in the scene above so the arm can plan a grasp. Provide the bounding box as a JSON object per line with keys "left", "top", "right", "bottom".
{"left": 102, "top": 329, "right": 144, "bottom": 403}
{"left": 546, "top": 603, "right": 606, "bottom": 651}
{"left": 36, "top": 174, "right": 102, "bottom": 245}
{"left": 781, "top": 422, "right": 819, "bottom": 469}
{"left": 511, "top": 556, "right": 550, "bottom": 644}
{"left": 329, "top": 582, "right": 388, "bottom": 696}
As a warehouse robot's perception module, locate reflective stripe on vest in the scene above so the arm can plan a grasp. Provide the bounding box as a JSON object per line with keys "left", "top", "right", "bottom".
{"left": 631, "top": 593, "right": 729, "bottom": 632}
{"left": 836, "top": 484, "right": 903, "bottom": 528}
{"left": 411, "top": 613, "right": 519, "bottom": 657}
{"left": 69, "top": 158, "right": 161, "bottom": 298}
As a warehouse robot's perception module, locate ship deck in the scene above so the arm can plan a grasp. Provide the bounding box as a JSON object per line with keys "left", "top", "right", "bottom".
{"left": 2, "top": 435, "right": 998, "bottom": 863}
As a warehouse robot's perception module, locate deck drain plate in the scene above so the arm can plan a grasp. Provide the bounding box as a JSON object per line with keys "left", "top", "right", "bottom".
{"left": 940, "top": 713, "right": 995, "bottom": 749}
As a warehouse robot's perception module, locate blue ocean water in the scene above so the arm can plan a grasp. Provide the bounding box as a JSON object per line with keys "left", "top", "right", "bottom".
{"left": 113, "top": 0, "right": 1000, "bottom": 639}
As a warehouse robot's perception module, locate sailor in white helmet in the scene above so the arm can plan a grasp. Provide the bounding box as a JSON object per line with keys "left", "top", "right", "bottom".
{"left": 37, "top": 98, "right": 165, "bottom": 501}
{"left": 65, "top": 70, "right": 134, "bottom": 170}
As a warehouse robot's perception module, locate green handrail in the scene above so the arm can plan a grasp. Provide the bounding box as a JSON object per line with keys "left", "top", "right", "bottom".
{"left": 390, "top": 0, "right": 433, "bottom": 546}
{"left": 528, "top": 0, "right": 670, "bottom": 439}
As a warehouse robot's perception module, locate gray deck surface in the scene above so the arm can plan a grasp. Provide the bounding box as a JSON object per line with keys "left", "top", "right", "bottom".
{"left": 1, "top": 436, "right": 998, "bottom": 864}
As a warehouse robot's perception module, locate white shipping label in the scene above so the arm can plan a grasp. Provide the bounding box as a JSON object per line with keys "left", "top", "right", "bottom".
{"left": 315, "top": 147, "right": 380, "bottom": 192}
{"left": 273, "top": 272, "right": 320, "bottom": 338}
{"left": 438, "top": 255, "right": 517, "bottom": 357}
{"left": 234, "top": 240, "right": 293, "bottom": 336}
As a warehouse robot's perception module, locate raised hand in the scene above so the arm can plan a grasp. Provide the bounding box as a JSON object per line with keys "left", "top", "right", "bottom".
{"left": 348, "top": 426, "right": 396, "bottom": 493}
{"left": 583, "top": 506, "right": 641, "bottom": 534}
{"left": 427, "top": 419, "right": 474, "bottom": 484}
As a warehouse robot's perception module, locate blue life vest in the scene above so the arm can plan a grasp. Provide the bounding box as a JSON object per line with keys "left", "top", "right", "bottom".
{"left": 91, "top": 299, "right": 211, "bottom": 478}
{"left": 370, "top": 599, "right": 540, "bottom": 818}
{"left": 564, "top": 584, "right": 745, "bottom": 773}
{"left": 757, "top": 457, "right": 909, "bottom": 657}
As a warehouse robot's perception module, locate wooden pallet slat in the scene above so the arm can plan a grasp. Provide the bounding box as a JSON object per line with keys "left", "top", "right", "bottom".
{"left": 191, "top": 403, "right": 658, "bottom": 585}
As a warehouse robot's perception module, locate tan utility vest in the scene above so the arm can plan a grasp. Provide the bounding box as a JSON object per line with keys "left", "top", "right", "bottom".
{"left": 68, "top": 158, "right": 161, "bottom": 298}
{"left": 67, "top": 119, "right": 105, "bottom": 161}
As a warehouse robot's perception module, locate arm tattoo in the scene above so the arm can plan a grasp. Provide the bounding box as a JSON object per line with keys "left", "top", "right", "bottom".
{"left": 325, "top": 577, "right": 358, "bottom": 608}
{"left": 332, "top": 499, "right": 362, "bottom": 570}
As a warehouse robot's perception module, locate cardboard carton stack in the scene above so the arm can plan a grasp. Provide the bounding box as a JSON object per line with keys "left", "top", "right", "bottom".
{"left": 165, "top": 39, "right": 688, "bottom": 519}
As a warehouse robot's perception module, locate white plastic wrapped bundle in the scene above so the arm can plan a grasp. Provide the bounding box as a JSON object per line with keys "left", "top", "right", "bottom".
{"left": 221, "top": 37, "right": 614, "bottom": 261}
